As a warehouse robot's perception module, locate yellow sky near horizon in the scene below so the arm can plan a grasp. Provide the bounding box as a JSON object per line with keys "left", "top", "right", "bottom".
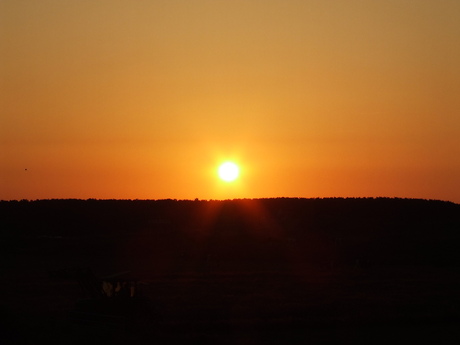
{"left": 1, "top": 0, "right": 460, "bottom": 202}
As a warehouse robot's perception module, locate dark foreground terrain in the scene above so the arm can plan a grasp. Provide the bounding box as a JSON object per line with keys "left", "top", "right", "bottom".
{"left": 1, "top": 197, "right": 460, "bottom": 344}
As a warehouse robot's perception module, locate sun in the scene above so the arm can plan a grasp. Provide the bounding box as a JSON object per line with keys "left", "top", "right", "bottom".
{"left": 218, "top": 162, "right": 240, "bottom": 182}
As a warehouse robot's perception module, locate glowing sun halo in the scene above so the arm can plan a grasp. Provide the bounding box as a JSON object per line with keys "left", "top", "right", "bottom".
{"left": 218, "top": 162, "right": 239, "bottom": 182}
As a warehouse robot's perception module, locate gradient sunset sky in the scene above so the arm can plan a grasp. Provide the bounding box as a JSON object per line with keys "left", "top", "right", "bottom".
{"left": 1, "top": 1, "right": 459, "bottom": 202}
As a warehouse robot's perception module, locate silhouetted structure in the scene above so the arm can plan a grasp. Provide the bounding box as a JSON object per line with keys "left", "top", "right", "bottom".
{"left": 70, "top": 269, "right": 149, "bottom": 329}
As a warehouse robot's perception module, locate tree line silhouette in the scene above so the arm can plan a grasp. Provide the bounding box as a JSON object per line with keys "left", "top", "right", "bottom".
{"left": 1, "top": 197, "right": 459, "bottom": 270}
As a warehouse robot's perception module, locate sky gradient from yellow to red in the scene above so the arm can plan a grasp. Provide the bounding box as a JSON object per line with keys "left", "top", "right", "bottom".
{"left": 1, "top": 1, "right": 459, "bottom": 202}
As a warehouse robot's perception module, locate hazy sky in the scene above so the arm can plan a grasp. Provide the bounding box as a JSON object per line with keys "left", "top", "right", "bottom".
{"left": 1, "top": 0, "right": 459, "bottom": 202}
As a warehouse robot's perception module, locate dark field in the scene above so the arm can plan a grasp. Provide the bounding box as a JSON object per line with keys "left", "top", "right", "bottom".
{"left": 1, "top": 198, "right": 460, "bottom": 344}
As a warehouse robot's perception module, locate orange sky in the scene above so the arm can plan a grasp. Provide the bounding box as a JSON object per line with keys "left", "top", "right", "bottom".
{"left": 1, "top": 1, "right": 459, "bottom": 202}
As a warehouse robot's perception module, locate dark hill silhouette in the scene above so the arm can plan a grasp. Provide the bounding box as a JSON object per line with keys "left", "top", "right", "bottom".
{"left": 1, "top": 198, "right": 460, "bottom": 344}
{"left": 1, "top": 197, "right": 459, "bottom": 270}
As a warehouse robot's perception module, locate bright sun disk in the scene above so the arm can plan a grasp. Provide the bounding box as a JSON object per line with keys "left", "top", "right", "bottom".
{"left": 218, "top": 162, "right": 239, "bottom": 182}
